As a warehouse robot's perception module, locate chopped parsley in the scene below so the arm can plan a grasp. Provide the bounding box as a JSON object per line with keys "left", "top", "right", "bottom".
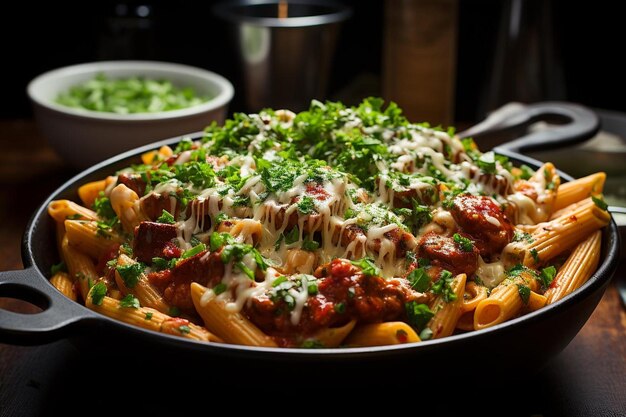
{"left": 90, "top": 281, "right": 107, "bottom": 306}
{"left": 50, "top": 261, "right": 67, "bottom": 275}
{"left": 272, "top": 276, "right": 288, "bottom": 287}
{"left": 209, "top": 232, "right": 269, "bottom": 275}
{"left": 538, "top": 266, "right": 557, "bottom": 289}
{"left": 302, "top": 239, "right": 320, "bottom": 251}
{"left": 334, "top": 302, "right": 346, "bottom": 314}
{"left": 430, "top": 270, "right": 457, "bottom": 302}
{"left": 92, "top": 192, "right": 116, "bottom": 219}
{"left": 518, "top": 164, "right": 534, "bottom": 180}
{"left": 297, "top": 195, "right": 316, "bottom": 214}
{"left": 119, "top": 294, "right": 140, "bottom": 309}
{"left": 530, "top": 248, "right": 540, "bottom": 264}
{"left": 406, "top": 267, "right": 431, "bottom": 292}
{"left": 301, "top": 339, "right": 325, "bottom": 349}
{"left": 181, "top": 243, "right": 207, "bottom": 259}
{"left": 592, "top": 195, "right": 608, "bottom": 211}
{"left": 517, "top": 284, "right": 531, "bottom": 304}
{"left": 145, "top": 312, "right": 153, "bottom": 320}
{"left": 156, "top": 209, "right": 175, "bottom": 224}
{"left": 351, "top": 257, "right": 380, "bottom": 277}
{"left": 152, "top": 257, "right": 177, "bottom": 271}
{"left": 477, "top": 152, "right": 497, "bottom": 174}
{"left": 453, "top": 233, "right": 474, "bottom": 252}
{"left": 513, "top": 231, "right": 534, "bottom": 243}
{"left": 178, "top": 325, "right": 191, "bottom": 334}
{"left": 116, "top": 263, "right": 145, "bottom": 288}
{"left": 213, "top": 283, "right": 228, "bottom": 295}
{"left": 405, "top": 301, "right": 434, "bottom": 331}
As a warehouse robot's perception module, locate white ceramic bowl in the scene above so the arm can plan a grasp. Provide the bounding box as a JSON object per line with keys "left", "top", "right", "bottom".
{"left": 27, "top": 61, "right": 234, "bottom": 168}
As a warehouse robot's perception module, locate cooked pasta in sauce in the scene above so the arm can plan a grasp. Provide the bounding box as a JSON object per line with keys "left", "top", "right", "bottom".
{"left": 47, "top": 98, "right": 611, "bottom": 347}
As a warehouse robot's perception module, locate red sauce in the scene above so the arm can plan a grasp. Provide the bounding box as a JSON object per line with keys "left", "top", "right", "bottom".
{"left": 450, "top": 194, "right": 513, "bottom": 258}
{"left": 244, "top": 259, "right": 422, "bottom": 344}
{"left": 417, "top": 231, "right": 478, "bottom": 276}
{"left": 132, "top": 222, "right": 179, "bottom": 263}
{"left": 117, "top": 173, "right": 147, "bottom": 197}
{"left": 147, "top": 249, "right": 224, "bottom": 314}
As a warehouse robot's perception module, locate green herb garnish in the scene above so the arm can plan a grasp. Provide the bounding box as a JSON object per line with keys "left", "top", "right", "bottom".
{"left": 56, "top": 73, "right": 209, "bottom": 114}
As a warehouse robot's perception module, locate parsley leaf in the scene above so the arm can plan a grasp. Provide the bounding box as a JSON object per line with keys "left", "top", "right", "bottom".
{"left": 156, "top": 209, "right": 175, "bottom": 224}
{"left": 119, "top": 294, "right": 140, "bottom": 309}
{"left": 351, "top": 257, "right": 380, "bottom": 276}
{"left": 302, "top": 238, "right": 320, "bottom": 251}
{"left": 517, "top": 284, "right": 530, "bottom": 303}
{"left": 181, "top": 243, "right": 207, "bottom": 259}
{"left": 406, "top": 267, "right": 431, "bottom": 292}
{"left": 530, "top": 248, "right": 540, "bottom": 264}
{"left": 592, "top": 195, "right": 608, "bottom": 211}
{"left": 50, "top": 261, "right": 67, "bottom": 275}
{"left": 431, "top": 270, "right": 457, "bottom": 302}
{"left": 453, "top": 233, "right": 474, "bottom": 252}
{"left": 538, "top": 266, "right": 557, "bottom": 289}
{"left": 90, "top": 281, "right": 107, "bottom": 306}
{"left": 405, "top": 301, "right": 434, "bottom": 331}
{"left": 116, "top": 263, "right": 145, "bottom": 288}
{"left": 92, "top": 192, "right": 116, "bottom": 219}
{"left": 213, "top": 283, "right": 228, "bottom": 295}
{"left": 297, "top": 195, "right": 316, "bottom": 214}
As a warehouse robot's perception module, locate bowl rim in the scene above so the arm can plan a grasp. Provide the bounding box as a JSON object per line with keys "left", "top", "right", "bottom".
{"left": 212, "top": 0, "right": 352, "bottom": 28}
{"left": 26, "top": 60, "right": 234, "bottom": 122}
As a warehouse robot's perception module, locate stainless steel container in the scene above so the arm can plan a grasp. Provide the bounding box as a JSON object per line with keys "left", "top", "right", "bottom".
{"left": 213, "top": 0, "right": 351, "bottom": 112}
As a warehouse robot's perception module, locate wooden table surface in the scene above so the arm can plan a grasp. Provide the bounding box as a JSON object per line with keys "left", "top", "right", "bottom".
{"left": 0, "top": 120, "right": 624, "bottom": 416}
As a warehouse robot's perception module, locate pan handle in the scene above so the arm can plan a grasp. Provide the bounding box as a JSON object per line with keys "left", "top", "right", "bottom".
{"left": 0, "top": 267, "right": 97, "bottom": 345}
{"left": 458, "top": 101, "right": 600, "bottom": 154}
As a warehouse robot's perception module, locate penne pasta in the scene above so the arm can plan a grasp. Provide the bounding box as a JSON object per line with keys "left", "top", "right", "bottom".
{"left": 553, "top": 172, "right": 606, "bottom": 211}
{"left": 523, "top": 198, "right": 610, "bottom": 267}
{"left": 61, "top": 235, "right": 99, "bottom": 301}
{"left": 545, "top": 230, "right": 602, "bottom": 304}
{"left": 64, "top": 219, "right": 123, "bottom": 260}
{"left": 344, "top": 322, "right": 420, "bottom": 347}
{"left": 474, "top": 270, "right": 538, "bottom": 330}
{"left": 427, "top": 274, "right": 466, "bottom": 339}
{"left": 190, "top": 283, "right": 277, "bottom": 347}
{"left": 50, "top": 271, "right": 77, "bottom": 301}
{"left": 85, "top": 290, "right": 221, "bottom": 342}
{"left": 78, "top": 179, "right": 107, "bottom": 208}
{"left": 309, "top": 320, "right": 356, "bottom": 348}
{"left": 48, "top": 199, "right": 98, "bottom": 223}
{"left": 114, "top": 254, "right": 171, "bottom": 314}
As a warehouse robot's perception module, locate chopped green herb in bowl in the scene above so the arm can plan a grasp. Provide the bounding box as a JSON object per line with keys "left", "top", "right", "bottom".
{"left": 27, "top": 60, "right": 234, "bottom": 168}
{"left": 56, "top": 74, "right": 210, "bottom": 114}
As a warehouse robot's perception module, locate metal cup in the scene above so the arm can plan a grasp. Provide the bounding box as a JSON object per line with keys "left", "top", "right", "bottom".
{"left": 213, "top": 0, "right": 351, "bottom": 112}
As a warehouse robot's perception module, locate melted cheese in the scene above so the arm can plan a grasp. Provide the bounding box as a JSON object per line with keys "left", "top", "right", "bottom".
{"left": 134, "top": 108, "right": 543, "bottom": 326}
{"left": 475, "top": 257, "right": 506, "bottom": 289}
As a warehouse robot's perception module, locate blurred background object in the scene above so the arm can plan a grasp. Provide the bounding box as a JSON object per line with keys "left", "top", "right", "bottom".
{"left": 479, "top": 0, "right": 565, "bottom": 116}
{"left": 383, "top": 0, "right": 458, "bottom": 126}
{"left": 0, "top": 0, "right": 624, "bottom": 123}
{"left": 213, "top": 0, "right": 351, "bottom": 112}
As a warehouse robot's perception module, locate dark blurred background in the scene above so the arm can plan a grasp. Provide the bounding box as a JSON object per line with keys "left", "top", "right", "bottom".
{"left": 0, "top": 0, "right": 623, "bottom": 124}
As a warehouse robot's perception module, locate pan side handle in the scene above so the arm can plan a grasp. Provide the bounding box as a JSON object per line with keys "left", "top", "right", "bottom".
{"left": 0, "top": 268, "right": 98, "bottom": 345}
{"left": 458, "top": 102, "right": 600, "bottom": 155}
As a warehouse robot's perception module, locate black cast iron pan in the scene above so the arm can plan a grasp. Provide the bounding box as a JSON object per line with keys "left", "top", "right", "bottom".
{"left": 0, "top": 102, "right": 621, "bottom": 375}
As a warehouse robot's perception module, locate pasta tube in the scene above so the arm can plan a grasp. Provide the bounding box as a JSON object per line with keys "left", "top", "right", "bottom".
{"left": 190, "top": 283, "right": 277, "bottom": 347}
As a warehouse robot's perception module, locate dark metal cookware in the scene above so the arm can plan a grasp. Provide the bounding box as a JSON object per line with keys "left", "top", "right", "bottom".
{"left": 0, "top": 102, "right": 621, "bottom": 375}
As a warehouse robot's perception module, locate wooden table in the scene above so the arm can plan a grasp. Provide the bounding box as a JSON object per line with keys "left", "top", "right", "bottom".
{"left": 0, "top": 120, "right": 624, "bottom": 416}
